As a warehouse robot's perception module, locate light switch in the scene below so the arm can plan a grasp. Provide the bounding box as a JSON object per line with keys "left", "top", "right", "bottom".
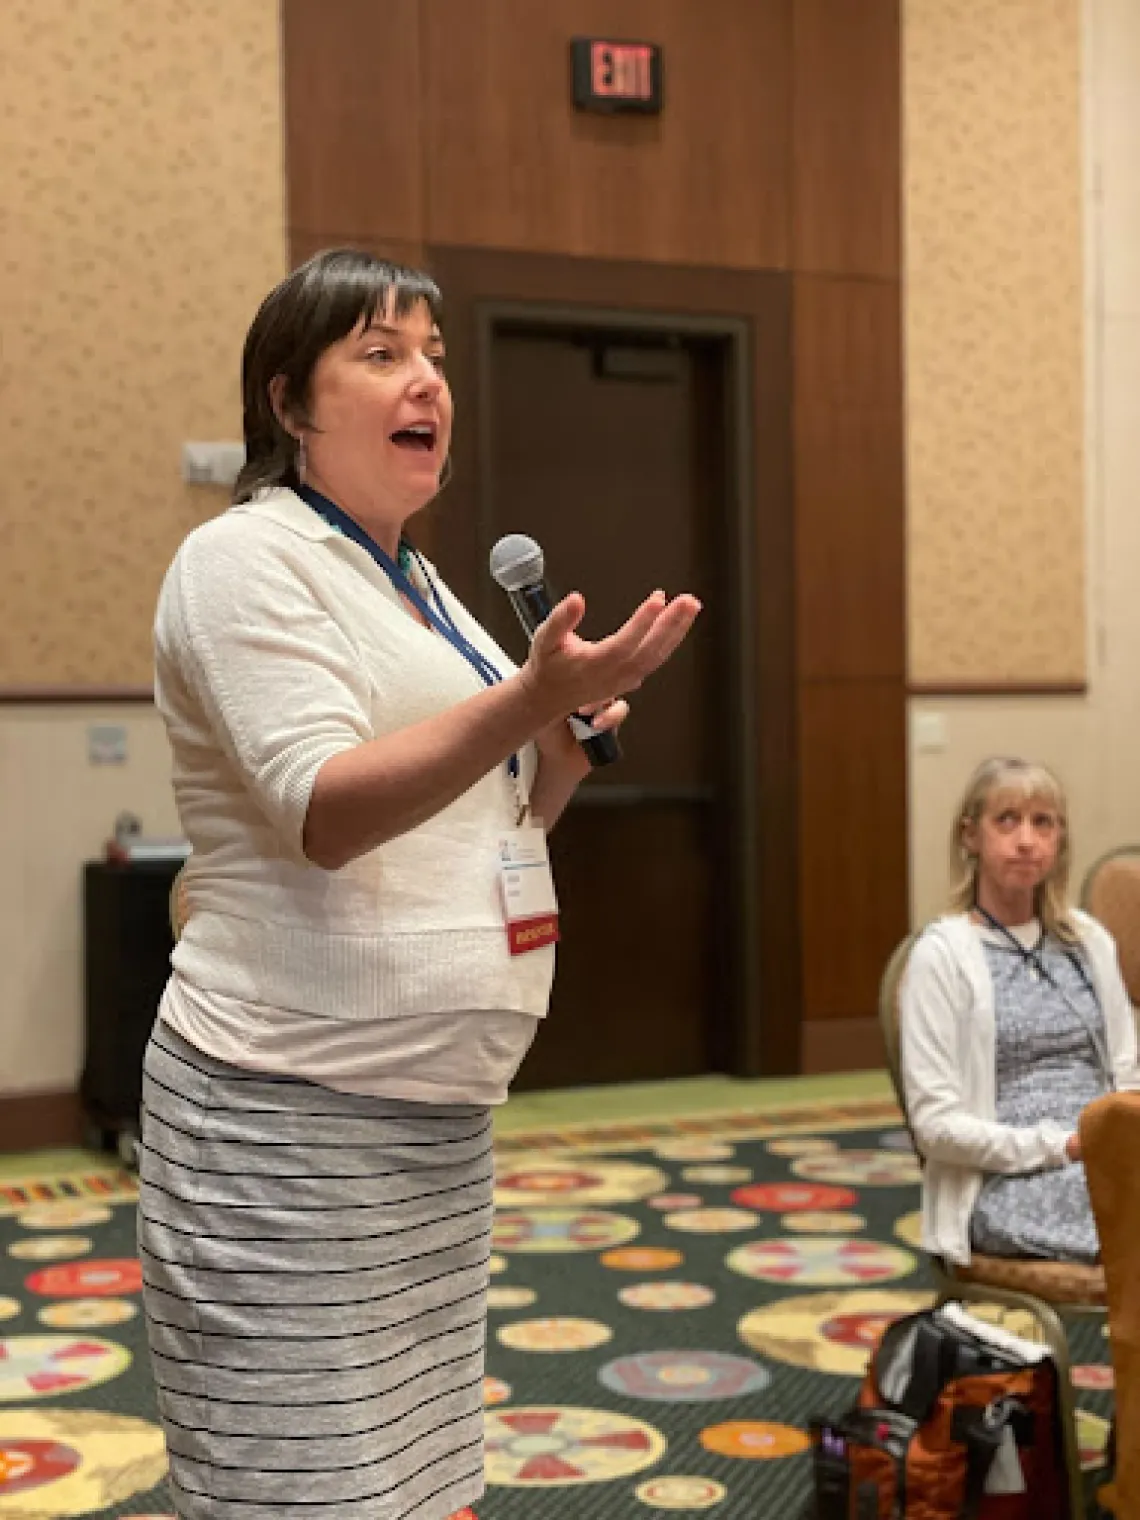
{"left": 913, "top": 711, "right": 948, "bottom": 753}
{"left": 88, "top": 724, "right": 127, "bottom": 765}
{"left": 182, "top": 441, "right": 246, "bottom": 487}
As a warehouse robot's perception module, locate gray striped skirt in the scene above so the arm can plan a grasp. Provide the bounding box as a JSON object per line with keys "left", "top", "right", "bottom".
{"left": 137, "top": 1025, "right": 492, "bottom": 1520}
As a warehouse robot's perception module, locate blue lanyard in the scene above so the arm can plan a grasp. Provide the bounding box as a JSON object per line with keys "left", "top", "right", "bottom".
{"left": 298, "top": 486, "right": 520, "bottom": 781}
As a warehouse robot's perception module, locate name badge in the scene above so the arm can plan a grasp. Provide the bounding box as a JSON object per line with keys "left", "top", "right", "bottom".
{"left": 499, "top": 826, "right": 560, "bottom": 956}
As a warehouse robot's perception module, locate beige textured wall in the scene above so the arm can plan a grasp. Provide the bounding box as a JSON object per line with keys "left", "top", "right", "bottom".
{"left": 906, "top": 0, "right": 1086, "bottom": 687}
{"left": 0, "top": 711, "right": 180, "bottom": 1092}
{"left": 0, "top": 1, "right": 284, "bottom": 1097}
{"left": 0, "top": 0, "right": 286, "bottom": 688}
{"left": 910, "top": 0, "right": 1140, "bottom": 926}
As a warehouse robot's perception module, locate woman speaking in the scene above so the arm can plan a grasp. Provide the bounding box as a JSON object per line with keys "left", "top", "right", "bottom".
{"left": 138, "top": 248, "right": 700, "bottom": 1520}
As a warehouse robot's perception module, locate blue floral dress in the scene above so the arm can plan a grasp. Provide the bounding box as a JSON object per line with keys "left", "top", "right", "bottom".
{"left": 969, "top": 928, "right": 1107, "bottom": 1264}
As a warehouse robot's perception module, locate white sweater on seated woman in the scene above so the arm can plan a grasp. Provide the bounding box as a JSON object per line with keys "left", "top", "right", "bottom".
{"left": 152, "top": 487, "right": 553, "bottom": 1102}
{"left": 900, "top": 910, "right": 1137, "bottom": 1266}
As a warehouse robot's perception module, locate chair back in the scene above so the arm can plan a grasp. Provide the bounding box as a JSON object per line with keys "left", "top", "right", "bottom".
{"left": 1081, "top": 1090, "right": 1140, "bottom": 1516}
{"left": 1081, "top": 846, "right": 1140, "bottom": 1005}
{"left": 877, "top": 934, "right": 917, "bottom": 1122}
{"left": 169, "top": 866, "right": 188, "bottom": 942}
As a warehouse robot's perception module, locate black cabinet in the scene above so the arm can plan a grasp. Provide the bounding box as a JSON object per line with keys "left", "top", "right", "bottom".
{"left": 81, "top": 860, "right": 179, "bottom": 1145}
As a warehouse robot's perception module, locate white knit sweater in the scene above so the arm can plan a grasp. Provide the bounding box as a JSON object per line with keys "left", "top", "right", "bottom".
{"left": 900, "top": 910, "right": 1137, "bottom": 1265}
{"left": 153, "top": 487, "right": 554, "bottom": 1023}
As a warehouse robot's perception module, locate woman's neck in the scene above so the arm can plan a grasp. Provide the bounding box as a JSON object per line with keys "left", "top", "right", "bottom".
{"left": 974, "top": 879, "right": 1036, "bottom": 928}
{"left": 304, "top": 471, "right": 404, "bottom": 559}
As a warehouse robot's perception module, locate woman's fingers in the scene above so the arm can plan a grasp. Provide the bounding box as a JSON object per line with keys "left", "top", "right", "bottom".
{"left": 528, "top": 589, "right": 700, "bottom": 718}
{"left": 588, "top": 592, "right": 670, "bottom": 666}
{"left": 587, "top": 699, "right": 629, "bottom": 733}
{"left": 535, "top": 592, "right": 587, "bottom": 651}
{"left": 591, "top": 595, "right": 701, "bottom": 689}
{"left": 625, "top": 594, "right": 702, "bottom": 678}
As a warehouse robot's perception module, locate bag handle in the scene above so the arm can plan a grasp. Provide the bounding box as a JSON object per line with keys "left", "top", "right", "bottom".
{"left": 961, "top": 1400, "right": 1021, "bottom": 1520}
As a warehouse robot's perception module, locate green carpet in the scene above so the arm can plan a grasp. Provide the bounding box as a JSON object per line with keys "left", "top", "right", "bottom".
{"left": 0, "top": 1094, "right": 1115, "bottom": 1518}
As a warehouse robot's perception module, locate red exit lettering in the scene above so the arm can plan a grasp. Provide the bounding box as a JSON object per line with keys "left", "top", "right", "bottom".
{"left": 590, "top": 42, "right": 652, "bottom": 101}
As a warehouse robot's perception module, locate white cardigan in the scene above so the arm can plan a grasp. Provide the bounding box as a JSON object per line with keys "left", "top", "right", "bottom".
{"left": 154, "top": 488, "right": 554, "bottom": 1024}
{"left": 900, "top": 910, "right": 1137, "bottom": 1266}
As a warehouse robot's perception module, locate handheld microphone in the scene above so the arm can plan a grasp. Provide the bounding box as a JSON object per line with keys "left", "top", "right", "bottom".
{"left": 489, "top": 534, "right": 622, "bottom": 769}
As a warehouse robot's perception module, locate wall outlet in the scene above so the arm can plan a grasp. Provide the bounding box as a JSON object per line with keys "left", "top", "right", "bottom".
{"left": 182, "top": 441, "right": 245, "bottom": 487}
{"left": 88, "top": 724, "right": 128, "bottom": 765}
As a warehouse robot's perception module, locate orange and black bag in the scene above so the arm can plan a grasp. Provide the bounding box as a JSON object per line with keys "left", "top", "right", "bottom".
{"left": 810, "top": 1303, "right": 1067, "bottom": 1520}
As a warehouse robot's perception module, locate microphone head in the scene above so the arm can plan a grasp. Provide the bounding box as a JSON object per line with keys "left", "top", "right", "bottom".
{"left": 490, "top": 533, "right": 544, "bottom": 592}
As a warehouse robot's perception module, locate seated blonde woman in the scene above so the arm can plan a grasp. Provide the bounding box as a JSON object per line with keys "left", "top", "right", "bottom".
{"left": 901, "top": 756, "right": 1137, "bottom": 1268}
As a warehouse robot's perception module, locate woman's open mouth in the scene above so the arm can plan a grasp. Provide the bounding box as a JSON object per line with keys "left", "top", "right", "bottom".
{"left": 390, "top": 423, "right": 437, "bottom": 452}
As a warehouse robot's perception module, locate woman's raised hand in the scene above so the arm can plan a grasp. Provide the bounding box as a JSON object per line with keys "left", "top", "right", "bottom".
{"left": 519, "top": 589, "right": 701, "bottom": 725}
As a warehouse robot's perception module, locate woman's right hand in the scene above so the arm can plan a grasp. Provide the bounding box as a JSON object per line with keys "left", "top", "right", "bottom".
{"left": 519, "top": 590, "right": 701, "bottom": 725}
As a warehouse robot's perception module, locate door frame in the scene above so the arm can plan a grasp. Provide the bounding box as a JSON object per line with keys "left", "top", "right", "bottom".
{"left": 423, "top": 246, "right": 800, "bottom": 1078}
{"left": 473, "top": 302, "right": 758, "bottom": 1076}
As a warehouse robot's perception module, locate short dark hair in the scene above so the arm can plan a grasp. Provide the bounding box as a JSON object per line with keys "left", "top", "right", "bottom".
{"left": 233, "top": 248, "right": 443, "bottom": 504}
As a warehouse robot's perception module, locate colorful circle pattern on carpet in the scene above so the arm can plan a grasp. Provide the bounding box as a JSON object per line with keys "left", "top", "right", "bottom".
{"left": 9, "top": 1237, "right": 92, "bottom": 1263}
{"left": 494, "top": 1159, "right": 668, "bottom": 1207}
{"left": 767, "top": 1137, "right": 838, "bottom": 1157}
{"left": 497, "top": 1318, "right": 613, "bottom": 1353}
{"left": 487, "top": 1286, "right": 537, "bottom": 1311}
{"left": 647, "top": 1194, "right": 702, "bottom": 1211}
{"left": 0, "top": 1436, "right": 80, "bottom": 1493}
{"left": 681, "top": 1166, "right": 753, "bottom": 1185}
{"left": 485, "top": 1407, "right": 665, "bottom": 1486}
{"left": 1073, "top": 1364, "right": 1115, "bottom": 1391}
{"left": 493, "top": 1209, "right": 640, "bottom": 1254}
{"left": 894, "top": 1211, "right": 923, "bottom": 1248}
{"left": 601, "top": 1247, "right": 683, "bottom": 1272}
{"left": 25, "top": 1260, "right": 142, "bottom": 1298}
{"left": 0, "top": 1409, "right": 166, "bottom": 1511}
{"left": 783, "top": 1212, "right": 866, "bottom": 1234}
{"left": 731, "top": 1182, "right": 858, "bottom": 1213}
{"left": 17, "top": 1203, "right": 112, "bottom": 1230}
{"left": 791, "top": 1150, "right": 920, "bottom": 1187}
{"left": 699, "top": 1421, "right": 810, "bottom": 1460}
{"left": 654, "top": 1140, "right": 735, "bottom": 1161}
{"left": 663, "top": 1208, "right": 758, "bottom": 1234}
{"left": 727, "top": 1237, "right": 918, "bottom": 1286}
{"left": 618, "top": 1282, "right": 715, "bottom": 1311}
{"left": 738, "top": 1290, "right": 934, "bottom": 1375}
{"left": 600, "top": 1351, "right": 771, "bottom": 1403}
{"left": 0, "top": 1336, "right": 131, "bottom": 1401}
{"left": 635, "top": 1475, "right": 727, "bottom": 1509}
{"left": 38, "top": 1299, "right": 138, "bottom": 1329}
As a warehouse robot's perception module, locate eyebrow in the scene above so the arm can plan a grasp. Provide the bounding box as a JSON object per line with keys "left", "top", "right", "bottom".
{"left": 362, "top": 322, "right": 444, "bottom": 343}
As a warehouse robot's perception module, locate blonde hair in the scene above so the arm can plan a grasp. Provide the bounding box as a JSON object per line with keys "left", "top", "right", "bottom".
{"left": 948, "top": 756, "right": 1079, "bottom": 944}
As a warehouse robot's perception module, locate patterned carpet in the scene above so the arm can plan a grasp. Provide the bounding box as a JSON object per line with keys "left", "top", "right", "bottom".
{"left": 0, "top": 1096, "right": 1116, "bottom": 1518}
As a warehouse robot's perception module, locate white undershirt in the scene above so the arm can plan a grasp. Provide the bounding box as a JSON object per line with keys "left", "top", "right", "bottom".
{"left": 159, "top": 974, "right": 540, "bottom": 1106}
{"left": 974, "top": 916, "right": 1042, "bottom": 951}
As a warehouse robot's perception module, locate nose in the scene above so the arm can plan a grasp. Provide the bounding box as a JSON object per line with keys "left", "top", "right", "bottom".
{"left": 408, "top": 353, "right": 444, "bottom": 398}
{"left": 1014, "top": 819, "right": 1035, "bottom": 849}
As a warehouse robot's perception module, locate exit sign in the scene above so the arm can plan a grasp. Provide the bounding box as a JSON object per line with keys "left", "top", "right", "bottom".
{"left": 570, "top": 38, "right": 663, "bottom": 115}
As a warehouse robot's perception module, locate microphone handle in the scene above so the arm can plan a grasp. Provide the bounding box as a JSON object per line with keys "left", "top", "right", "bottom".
{"left": 506, "top": 582, "right": 622, "bottom": 769}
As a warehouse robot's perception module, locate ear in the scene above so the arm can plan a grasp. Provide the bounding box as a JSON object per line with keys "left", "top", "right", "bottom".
{"left": 960, "top": 816, "right": 978, "bottom": 858}
{"left": 269, "top": 374, "right": 299, "bottom": 438}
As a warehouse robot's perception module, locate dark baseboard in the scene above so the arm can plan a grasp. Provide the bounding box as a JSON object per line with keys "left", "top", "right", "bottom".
{"left": 800, "top": 1016, "right": 887, "bottom": 1076}
{"left": 0, "top": 1090, "right": 85, "bottom": 1152}
{"left": 908, "top": 681, "right": 1087, "bottom": 697}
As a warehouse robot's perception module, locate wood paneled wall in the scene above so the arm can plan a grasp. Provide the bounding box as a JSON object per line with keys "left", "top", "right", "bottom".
{"left": 282, "top": 0, "right": 904, "bottom": 1075}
